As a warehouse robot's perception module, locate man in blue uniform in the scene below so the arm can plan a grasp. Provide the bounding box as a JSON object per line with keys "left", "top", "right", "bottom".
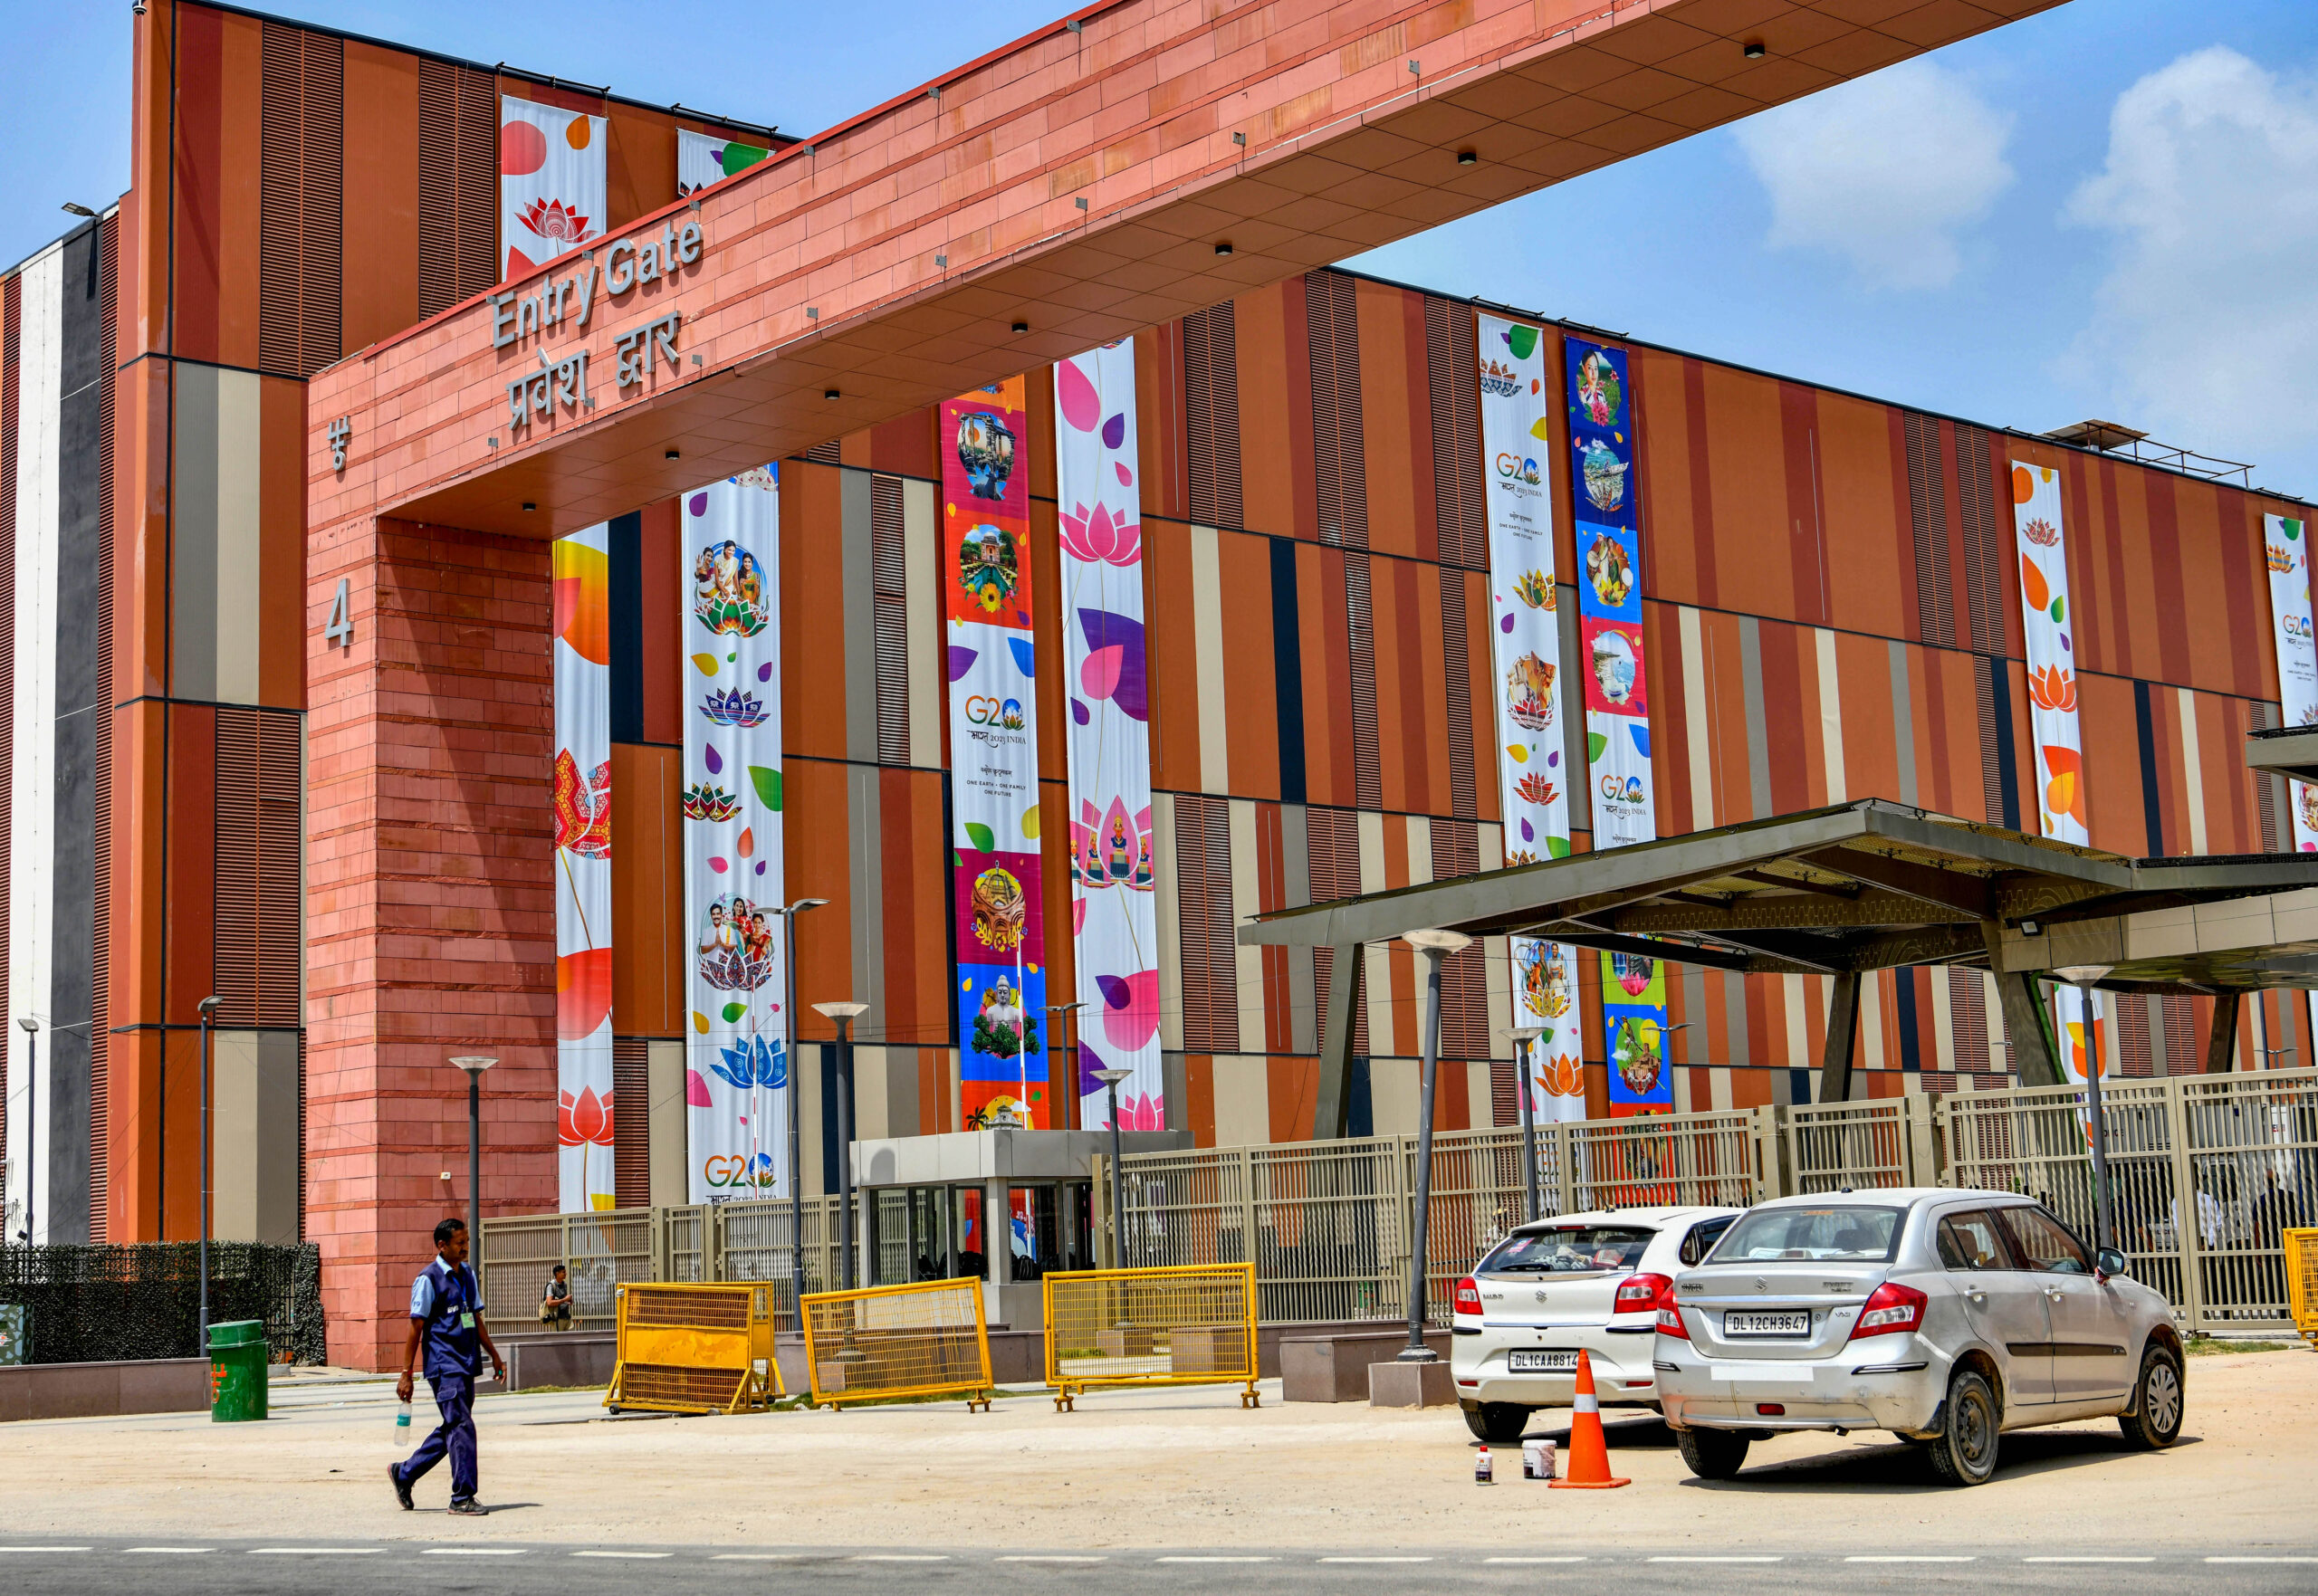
{"left": 390, "top": 1218, "right": 506, "bottom": 1515}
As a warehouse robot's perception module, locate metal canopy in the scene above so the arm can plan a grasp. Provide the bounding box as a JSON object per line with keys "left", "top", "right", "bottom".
{"left": 1238, "top": 799, "right": 2318, "bottom": 1132}
{"left": 2246, "top": 724, "right": 2318, "bottom": 787}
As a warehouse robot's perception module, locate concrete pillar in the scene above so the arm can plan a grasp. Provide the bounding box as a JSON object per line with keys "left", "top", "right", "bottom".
{"left": 1818, "top": 970, "right": 1863, "bottom": 1104}
{"left": 1998, "top": 971, "right": 2064, "bottom": 1087}
{"left": 305, "top": 515, "right": 557, "bottom": 1369}
{"left": 1312, "top": 941, "right": 1364, "bottom": 1139}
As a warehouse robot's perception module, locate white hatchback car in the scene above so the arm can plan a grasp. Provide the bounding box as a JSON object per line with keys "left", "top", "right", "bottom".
{"left": 1451, "top": 1206, "right": 1743, "bottom": 1442}
{"left": 1654, "top": 1189, "right": 2184, "bottom": 1486}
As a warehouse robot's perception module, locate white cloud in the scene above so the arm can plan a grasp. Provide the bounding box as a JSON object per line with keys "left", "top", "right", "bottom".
{"left": 2063, "top": 47, "right": 2318, "bottom": 473}
{"left": 1732, "top": 58, "right": 2015, "bottom": 291}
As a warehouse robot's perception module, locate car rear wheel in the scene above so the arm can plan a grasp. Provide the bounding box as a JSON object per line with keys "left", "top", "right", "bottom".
{"left": 2116, "top": 1343, "right": 2183, "bottom": 1450}
{"left": 1924, "top": 1369, "right": 2000, "bottom": 1486}
{"left": 1675, "top": 1427, "right": 1750, "bottom": 1480}
{"left": 1461, "top": 1401, "right": 1532, "bottom": 1443}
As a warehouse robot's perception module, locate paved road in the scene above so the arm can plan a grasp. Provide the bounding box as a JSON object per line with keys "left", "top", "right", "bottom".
{"left": 3, "top": 1539, "right": 2313, "bottom": 1594}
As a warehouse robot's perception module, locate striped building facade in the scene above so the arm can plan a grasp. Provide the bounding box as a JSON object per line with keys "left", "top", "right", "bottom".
{"left": 1, "top": 1, "right": 2308, "bottom": 1258}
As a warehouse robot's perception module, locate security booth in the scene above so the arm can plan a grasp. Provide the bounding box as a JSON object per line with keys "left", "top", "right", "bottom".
{"left": 853, "top": 1127, "right": 1190, "bottom": 1331}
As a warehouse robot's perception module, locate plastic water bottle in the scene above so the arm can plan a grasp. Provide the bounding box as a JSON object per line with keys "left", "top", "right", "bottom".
{"left": 393, "top": 1400, "right": 413, "bottom": 1445}
{"left": 1475, "top": 1445, "right": 1493, "bottom": 1485}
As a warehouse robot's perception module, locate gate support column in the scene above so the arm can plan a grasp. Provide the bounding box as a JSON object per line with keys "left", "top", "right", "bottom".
{"left": 1819, "top": 970, "right": 1863, "bottom": 1103}
{"left": 2206, "top": 989, "right": 2243, "bottom": 1073}
{"left": 1312, "top": 941, "right": 1364, "bottom": 1139}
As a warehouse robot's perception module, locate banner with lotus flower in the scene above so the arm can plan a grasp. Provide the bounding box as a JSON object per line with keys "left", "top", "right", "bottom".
{"left": 2264, "top": 514, "right": 2318, "bottom": 851}
{"left": 1054, "top": 343, "right": 1163, "bottom": 1133}
{"left": 500, "top": 98, "right": 606, "bottom": 280}
{"left": 1478, "top": 315, "right": 1585, "bottom": 1125}
{"left": 553, "top": 524, "right": 616, "bottom": 1210}
{"left": 683, "top": 467, "right": 790, "bottom": 1201}
{"left": 943, "top": 378, "right": 1049, "bottom": 1129}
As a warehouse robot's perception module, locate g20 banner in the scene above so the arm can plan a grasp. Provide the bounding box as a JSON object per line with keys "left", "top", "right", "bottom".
{"left": 943, "top": 378, "right": 1049, "bottom": 1129}
{"left": 552, "top": 523, "right": 615, "bottom": 1210}
{"left": 1477, "top": 313, "right": 1584, "bottom": 1125}
{"left": 2265, "top": 513, "right": 2318, "bottom": 851}
{"left": 500, "top": 97, "right": 606, "bottom": 280}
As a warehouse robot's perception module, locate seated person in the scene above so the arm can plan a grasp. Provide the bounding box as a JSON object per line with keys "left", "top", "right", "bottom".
{"left": 539, "top": 1265, "right": 572, "bottom": 1329}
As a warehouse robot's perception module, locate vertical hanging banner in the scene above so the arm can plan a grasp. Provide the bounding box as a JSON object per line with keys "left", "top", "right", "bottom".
{"left": 1053, "top": 345, "right": 1162, "bottom": 1132}
{"left": 2265, "top": 513, "right": 2318, "bottom": 850}
{"left": 677, "top": 127, "right": 772, "bottom": 196}
{"left": 2010, "top": 460, "right": 2105, "bottom": 1096}
{"left": 1564, "top": 336, "right": 1668, "bottom": 1116}
{"left": 1477, "top": 314, "right": 1584, "bottom": 1125}
{"left": 552, "top": 525, "right": 615, "bottom": 1211}
{"left": 683, "top": 467, "right": 789, "bottom": 1202}
{"left": 943, "top": 378, "right": 1048, "bottom": 1129}
{"left": 501, "top": 97, "right": 607, "bottom": 279}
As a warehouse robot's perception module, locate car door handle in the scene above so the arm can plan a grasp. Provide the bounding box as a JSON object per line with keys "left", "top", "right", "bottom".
{"left": 1966, "top": 1286, "right": 1987, "bottom": 1302}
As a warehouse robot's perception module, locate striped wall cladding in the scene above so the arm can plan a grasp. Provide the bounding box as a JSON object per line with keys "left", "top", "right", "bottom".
{"left": 1, "top": 221, "right": 110, "bottom": 1245}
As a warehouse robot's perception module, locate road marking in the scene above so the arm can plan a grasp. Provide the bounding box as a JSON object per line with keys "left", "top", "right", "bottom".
{"left": 1322, "top": 1557, "right": 1433, "bottom": 1563}
{"left": 127, "top": 1548, "right": 216, "bottom": 1554}
{"left": 714, "top": 1553, "right": 809, "bottom": 1561}
{"left": 1847, "top": 1556, "right": 1976, "bottom": 1563}
{"left": 0, "top": 1548, "right": 92, "bottom": 1554}
{"left": 1651, "top": 1556, "right": 1783, "bottom": 1563}
{"left": 1000, "top": 1556, "right": 1109, "bottom": 1563}
{"left": 2023, "top": 1557, "right": 2156, "bottom": 1563}
{"left": 1486, "top": 1557, "right": 1587, "bottom": 1564}
{"left": 1157, "top": 1556, "right": 1278, "bottom": 1563}
{"left": 2207, "top": 1557, "right": 2318, "bottom": 1564}
{"left": 424, "top": 1548, "right": 528, "bottom": 1555}
{"left": 250, "top": 1548, "right": 386, "bottom": 1555}
{"left": 572, "top": 1551, "right": 674, "bottom": 1559}
{"left": 854, "top": 1554, "right": 950, "bottom": 1562}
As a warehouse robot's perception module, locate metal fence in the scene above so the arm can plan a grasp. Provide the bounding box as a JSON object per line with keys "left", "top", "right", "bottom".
{"left": 481, "top": 1070, "right": 2318, "bottom": 1341}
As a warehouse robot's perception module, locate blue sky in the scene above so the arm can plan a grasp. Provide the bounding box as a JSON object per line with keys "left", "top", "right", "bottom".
{"left": 7, "top": 0, "right": 2314, "bottom": 495}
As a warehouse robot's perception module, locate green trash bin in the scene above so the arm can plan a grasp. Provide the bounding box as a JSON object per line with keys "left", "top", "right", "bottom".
{"left": 208, "top": 1320, "right": 269, "bottom": 1423}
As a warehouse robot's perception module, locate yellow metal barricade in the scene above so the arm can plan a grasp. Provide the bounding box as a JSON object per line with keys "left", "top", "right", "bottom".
{"left": 1042, "top": 1263, "right": 1260, "bottom": 1411}
{"left": 606, "top": 1282, "right": 782, "bottom": 1415}
{"left": 800, "top": 1277, "right": 994, "bottom": 1411}
{"left": 2287, "top": 1229, "right": 2318, "bottom": 1350}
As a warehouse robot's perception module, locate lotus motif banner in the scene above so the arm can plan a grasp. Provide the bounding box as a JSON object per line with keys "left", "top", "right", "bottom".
{"left": 1563, "top": 336, "right": 1667, "bottom": 1116}
{"left": 501, "top": 97, "right": 607, "bottom": 278}
{"left": 683, "top": 467, "right": 789, "bottom": 1202}
{"left": 2265, "top": 514, "right": 2318, "bottom": 851}
{"left": 1053, "top": 344, "right": 1162, "bottom": 1132}
{"left": 677, "top": 127, "right": 771, "bottom": 196}
{"left": 1478, "top": 314, "right": 1584, "bottom": 1125}
{"left": 943, "top": 378, "right": 1048, "bottom": 1129}
{"left": 552, "top": 524, "right": 615, "bottom": 1210}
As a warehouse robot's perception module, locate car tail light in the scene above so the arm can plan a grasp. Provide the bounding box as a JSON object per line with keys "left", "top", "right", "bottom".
{"left": 1654, "top": 1302, "right": 1691, "bottom": 1340}
{"left": 1454, "top": 1276, "right": 1483, "bottom": 1315}
{"left": 1614, "top": 1272, "right": 1672, "bottom": 1314}
{"left": 1847, "top": 1280, "right": 1927, "bottom": 1341}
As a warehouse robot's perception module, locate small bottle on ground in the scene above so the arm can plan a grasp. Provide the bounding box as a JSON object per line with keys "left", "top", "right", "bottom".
{"left": 1475, "top": 1444, "right": 1493, "bottom": 1485}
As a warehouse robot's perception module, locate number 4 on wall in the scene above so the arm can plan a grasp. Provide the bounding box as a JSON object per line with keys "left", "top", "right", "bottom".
{"left": 325, "top": 577, "right": 355, "bottom": 649}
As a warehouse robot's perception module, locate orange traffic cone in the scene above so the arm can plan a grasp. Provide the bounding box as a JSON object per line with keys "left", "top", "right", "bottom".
{"left": 1547, "top": 1349, "right": 1630, "bottom": 1489}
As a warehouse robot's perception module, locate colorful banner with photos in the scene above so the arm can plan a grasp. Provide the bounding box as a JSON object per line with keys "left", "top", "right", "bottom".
{"left": 682, "top": 467, "right": 790, "bottom": 1202}
{"left": 1477, "top": 314, "right": 1584, "bottom": 1124}
{"left": 1053, "top": 344, "right": 1164, "bottom": 1132}
{"left": 677, "top": 127, "right": 772, "bottom": 196}
{"left": 2265, "top": 513, "right": 2318, "bottom": 851}
{"left": 1564, "top": 336, "right": 1666, "bottom": 1115}
{"left": 943, "top": 378, "right": 1049, "bottom": 1129}
{"left": 553, "top": 524, "right": 616, "bottom": 1211}
{"left": 501, "top": 97, "right": 607, "bottom": 279}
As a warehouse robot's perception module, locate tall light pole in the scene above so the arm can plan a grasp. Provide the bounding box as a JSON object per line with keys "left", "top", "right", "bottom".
{"left": 1046, "top": 1000, "right": 1086, "bottom": 1131}
{"left": 778, "top": 898, "right": 828, "bottom": 1319}
{"left": 196, "top": 998, "right": 221, "bottom": 1345}
{"left": 1091, "top": 1066, "right": 1131, "bottom": 1267}
{"left": 14, "top": 1016, "right": 38, "bottom": 1245}
{"left": 1399, "top": 928, "right": 1471, "bottom": 1362}
{"left": 1506, "top": 1025, "right": 1544, "bottom": 1225}
{"left": 813, "top": 1002, "right": 868, "bottom": 1290}
{"left": 2052, "top": 966, "right": 2114, "bottom": 1249}
{"left": 449, "top": 1057, "right": 496, "bottom": 1301}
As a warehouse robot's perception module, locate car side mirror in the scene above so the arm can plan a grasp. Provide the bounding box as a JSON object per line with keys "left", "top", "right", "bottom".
{"left": 2094, "top": 1247, "right": 2129, "bottom": 1280}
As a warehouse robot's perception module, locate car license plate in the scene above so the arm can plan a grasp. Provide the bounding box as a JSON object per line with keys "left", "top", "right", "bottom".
{"left": 1508, "top": 1350, "right": 1580, "bottom": 1372}
{"left": 1721, "top": 1310, "right": 1810, "bottom": 1337}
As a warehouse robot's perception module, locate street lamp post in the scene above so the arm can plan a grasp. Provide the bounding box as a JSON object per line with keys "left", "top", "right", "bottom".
{"left": 778, "top": 898, "right": 828, "bottom": 1318}
{"left": 1506, "top": 1026, "right": 1544, "bottom": 1225}
{"left": 1399, "top": 928, "right": 1472, "bottom": 1362}
{"left": 14, "top": 1017, "right": 37, "bottom": 1245}
{"left": 813, "top": 1002, "right": 868, "bottom": 1291}
{"left": 2052, "top": 966, "right": 2114, "bottom": 1249}
{"left": 1046, "top": 1000, "right": 1086, "bottom": 1131}
{"left": 1090, "top": 1067, "right": 1131, "bottom": 1268}
{"left": 449, "top": 1057, "right": 497, "bottom": 1302}
{"left": 196, "top": 998, "right": 221, "bottom": 1346}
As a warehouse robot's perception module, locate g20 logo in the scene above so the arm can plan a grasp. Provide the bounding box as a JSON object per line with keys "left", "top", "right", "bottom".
{"left": 964, "top": 694, "right": 1025, "bottom": 729}
{"left": 703, "top": 1153, "right": 777, "bottom": 1190}
{"left": 1598, "top": 774, "right": 1646, "bottom": 808}
{"left": 2285, "top": 616, "right": 2313, "bottom": 645}
{"left": 1495, "top": 452, "right": 1541, "bottom": 485}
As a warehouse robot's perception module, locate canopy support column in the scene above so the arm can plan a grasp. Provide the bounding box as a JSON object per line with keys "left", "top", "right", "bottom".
{"left": 1313, "top": 941, "right": 1364, "bottom": 1140}
{"left": 2206, "top": 989, "right": 2243, "bottom": 1073}
{"left": 1818, "top": 970, "right": 1863, "bottom": 1103}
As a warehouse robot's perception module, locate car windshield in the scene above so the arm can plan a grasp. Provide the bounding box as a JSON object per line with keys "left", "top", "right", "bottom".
{"left": 1480, "top": 1226, "right": 1654, "bottom": 1275}
{"left": 1712, "top": 1205, "right": 1902, "bottom": 1263}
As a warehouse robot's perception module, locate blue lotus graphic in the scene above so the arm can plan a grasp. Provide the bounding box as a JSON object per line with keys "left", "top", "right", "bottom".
{"left": 710, "top": 1035, "right": 786, "bottom": 1093}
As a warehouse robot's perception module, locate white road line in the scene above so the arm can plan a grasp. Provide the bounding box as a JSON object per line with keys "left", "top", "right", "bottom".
{"left": 714, "top": 1553, "right": 809, "bottom": 1561}
{"left": 2023, "top": 1557, "right": 2156, "bottom": 1564}
{"left": 1651, "top": 1556, "right": 1783, "bottom": 1563}
{"left": 1485, "top": 1556, "right": 1587, "bottom": 1564}
{"left": 2207, "top": 1557, "right": 2318, "bottom": 1564}
{"left": 0, "top": 1548, "right": 91, "bottom": 1554}
{"left": 854, "top": 1554, "right": 951, "bottom": 1562}
{"left": 572, "top": 1551, "right": 674, "bottom": 1559}
{"left": 423, "top": 1548, "right": 528, "bottom": 1555}
{"left": 1847, "top": 1556, "right": 1976, "bottom": 1563}
{"left": 1157, "top": 1556, "right": 1278, "bottom": 1563}
{"left": 127, "top": 1548, "right": 216, "bottom": 1554}
{"left": 250, "top": 1548, "right": 386, "bottom": 1555}
{"left": 1322, "top": 1557, "right": 1433, "bottom": 1563}
{"left": 999, "top": 1556, "right": 1109, "bottom": 1563}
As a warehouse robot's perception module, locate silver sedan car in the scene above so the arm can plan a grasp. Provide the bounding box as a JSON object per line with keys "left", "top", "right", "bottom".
{"left": 1653, "top": 1188, "right": 2183, "bottom": 1486}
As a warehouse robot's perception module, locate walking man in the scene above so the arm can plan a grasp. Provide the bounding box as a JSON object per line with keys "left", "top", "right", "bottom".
{"left": 390, "top": 1218, "right": 505, "bottom": 1515}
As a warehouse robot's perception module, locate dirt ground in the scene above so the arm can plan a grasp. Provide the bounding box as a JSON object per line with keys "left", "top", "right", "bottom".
{"left": 7, "top": 1346, "right": 2314, "bottom": 1553}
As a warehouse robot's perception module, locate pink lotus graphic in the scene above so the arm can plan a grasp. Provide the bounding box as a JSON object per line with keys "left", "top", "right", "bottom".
{"left": 558, "top": 1086, "right": 613, "bottom": 1149}
{"left": 1059, "top": 500, "right": 1140, "bottom": 567}
{"left": 1107, "top": 1092, "right": 1165, "bottom": 1132}
{"left": 520, "top": 197, "right": 594, "bottom": 248}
